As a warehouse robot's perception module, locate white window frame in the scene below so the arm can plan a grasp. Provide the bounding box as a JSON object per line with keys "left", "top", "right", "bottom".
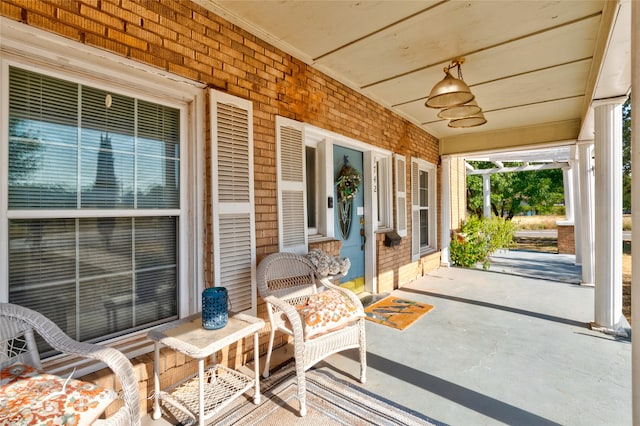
{"left": 0, "top": 18, "right": 205, "bottom": 323}
{"left": 305, "top": 128, "right": 334, "bottom": 240}
{"left": 411, "top": 157, "right": 438, "bottom": 261}
{"left": 305, "top": 142, "right": 320, "bottom": 236}
{"left": 373, "top": 153, "right": 392, "bottom": 230}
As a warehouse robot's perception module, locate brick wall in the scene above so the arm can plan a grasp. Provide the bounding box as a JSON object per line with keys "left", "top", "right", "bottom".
{"left": 1, "top": 0, "right": 440, "bottom": 277}
{"left": 557, "top": 224, "right": 575, "bottom": 254}
{"left": 376, "top": 232, "right": 402, "bottom": 293}
{"left": 1, "top": 0, "right": 445, "bottom": 416}
{"left": 309, "top": 239, "right": 342, "bottom": 257}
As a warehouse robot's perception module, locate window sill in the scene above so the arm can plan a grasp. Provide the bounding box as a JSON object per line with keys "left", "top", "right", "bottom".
{"left": 308, "top": 234, "right": 337, "bottom": 243}
{"left": 375, "top": 227, "right": 394, "bottom": 234}
{"left": 420, "top": 247, "right": 438, "bottom": 257}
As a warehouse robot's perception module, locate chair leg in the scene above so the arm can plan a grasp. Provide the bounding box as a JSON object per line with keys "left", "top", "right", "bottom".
{"left": 263, "top": 326, "right": 276, "bottom": 378}
{"left": 359, "top": 348, "right": 367, "bottom": 384}
{"left": 295, "top": 358, "right": 307, "bottom": 417}
{"left": 359, "top": 319, "right": 367, "bottom": 384}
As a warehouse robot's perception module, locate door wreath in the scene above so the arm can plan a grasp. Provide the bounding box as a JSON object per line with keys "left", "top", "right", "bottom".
{"left": 336, "top": 156, "right": 361, "bottom": 239}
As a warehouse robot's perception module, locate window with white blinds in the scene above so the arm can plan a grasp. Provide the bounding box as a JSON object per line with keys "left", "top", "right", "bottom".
{"left": 210, "top": 90, "right": 256, "bottom": 314}
{"left": 411, "top": 157, "right": 437, "bottom": 260}
{"left": 7, "top": 66, "right": 180, "bottom": 353}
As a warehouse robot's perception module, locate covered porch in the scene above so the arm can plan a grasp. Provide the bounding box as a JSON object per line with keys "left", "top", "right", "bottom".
{"left": 0, "top": 0, "right": 637, "bottom": 423}
{"left": 145, "top": 260, "right": 632, "bottom": 425}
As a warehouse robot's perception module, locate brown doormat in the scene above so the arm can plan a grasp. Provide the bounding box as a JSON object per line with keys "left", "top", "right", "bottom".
{"left": 364, "top": 296, "right": 434, "bottom": 330}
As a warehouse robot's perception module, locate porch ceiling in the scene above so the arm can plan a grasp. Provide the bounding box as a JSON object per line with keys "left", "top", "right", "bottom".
{"left": 197, "top": 0, "right": 631, "bottom": 156}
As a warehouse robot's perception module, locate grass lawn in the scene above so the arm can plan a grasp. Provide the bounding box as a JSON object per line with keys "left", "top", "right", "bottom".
{"left": 513, "top": 214, "right": 632, "bottom": 231}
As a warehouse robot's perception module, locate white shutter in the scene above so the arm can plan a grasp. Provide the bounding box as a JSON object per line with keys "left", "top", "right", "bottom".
{"left": 276, "top": 116, "right": 308, "bottom": 254}
{"left": 210, "top": 90, "right": 256, "bottom": 314}
{"left": 395, "top": 154, "right": 407, "bottom": 237}
{"left": 411, "top": 158, "right": 420, "bottom": 261}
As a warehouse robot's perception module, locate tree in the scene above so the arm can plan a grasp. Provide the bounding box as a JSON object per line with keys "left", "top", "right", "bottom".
{"left": 467, "top": 162, "right": 564, "bottom": 219}
{"left": 622, "top": 96, "right": 631, "bottom": 212}
{"left": 467, "top": 97, "right": 630, "bottom": 218}
{"left": 8, "top": 120, "right": 44, "bottom": 184}
{"left": 95, "top": 133, "right": 118, "bottom": 248}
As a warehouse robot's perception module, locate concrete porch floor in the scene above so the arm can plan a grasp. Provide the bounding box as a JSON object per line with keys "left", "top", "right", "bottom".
{"left": 321, "top": 266, "right": 631, "bottom": 426}
{"left": 144, "top": 258, "right": 632, "bottom": 425}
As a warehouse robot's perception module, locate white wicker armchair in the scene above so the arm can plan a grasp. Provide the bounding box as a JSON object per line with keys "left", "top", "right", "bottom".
{"left": 257, "top": 252, "right": 366, "bottom": 416}
{"left": 0, "top": 302, "right": 140, "bottom": 426}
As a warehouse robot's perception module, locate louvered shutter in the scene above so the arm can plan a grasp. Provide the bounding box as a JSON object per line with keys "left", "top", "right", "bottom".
{"left": 411, "top": 158, "right": 420, "bottom": 260}
{"left": 210, "top": 90, "right": 256, "bottom": 314}
{"left": 276, "top": 116, "right": 308, "bottom": 254}
{"left": 395, "top": 155, "right": 407, "bottom": 237}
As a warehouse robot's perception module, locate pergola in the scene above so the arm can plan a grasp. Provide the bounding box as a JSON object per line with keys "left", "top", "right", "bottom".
{"left": 198, "top": 0, "right": 639, "bottom": 421}
{"left": 464, "top": 145, "right": 600, "bottom": 313}
{"left": 465, "top": 146, "right": 573, "bottom": 219}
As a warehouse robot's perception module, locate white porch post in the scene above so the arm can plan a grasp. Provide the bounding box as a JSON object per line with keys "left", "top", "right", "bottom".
{"left": 562, "top": 166, "right": 574, "bottom": 223}
{"left": 630, "top": 0, "right": 639, "bottom": 422}
{"left": 440, "top": 155, "right": 451, "bottom": 267}
{"left": 578, "top": 141, "right": 595, "bottom": 286}
{"left": 570, "top": 146, "right": 582, "bottom": 264}
{"left": 482, "top": 174, "right": 491, "bottom": 218}
{"left": 593, "top": 97, "right": 628, "bottom": 332}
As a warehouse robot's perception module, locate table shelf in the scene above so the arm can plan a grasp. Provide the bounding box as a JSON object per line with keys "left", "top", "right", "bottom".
{"left": 149, "top": 312, "right": 264, "bottom": 426}
{"left": 159, "top": 364, "right": 255, "bottom": 423}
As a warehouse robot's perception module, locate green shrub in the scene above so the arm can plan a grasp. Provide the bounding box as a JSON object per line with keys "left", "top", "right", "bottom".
{"left": 450, "top": 216, "right": 516, "bottom": 270}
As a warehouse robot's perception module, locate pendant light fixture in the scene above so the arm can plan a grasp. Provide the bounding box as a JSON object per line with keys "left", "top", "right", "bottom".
{"left": 448, "top": 111, "right": 487, "bottom": 128}
{"left": 425, "top": 58, "right": 474, "bottom": 109}
{"left": 425, "top": 57, "right": 487, "bottom": 127}
{"left": 437, "top": 99, "right": 482, "bottom": 120}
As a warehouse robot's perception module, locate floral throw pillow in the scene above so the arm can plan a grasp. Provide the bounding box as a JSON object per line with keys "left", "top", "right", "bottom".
{"left": 297, "top": 289, "right": 364, "bottom": 339}
{"left": 0, "top": 363, "right": 117, "bottom": 426}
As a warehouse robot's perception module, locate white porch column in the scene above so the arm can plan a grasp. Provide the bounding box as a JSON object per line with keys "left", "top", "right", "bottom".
{"left": 630, "top": 0, "right": 639, "bottom": 423}
{"left": 482, "top": 174, "right": 491, "bottom": 218}
{"left": 570, "top": 146, "right": 582, "bottom": 264}
{"left": 578, "top": 141, "right": 595, "bottom": 286}
{"left": 593, "top": 96, "right": 627, "bottom": 332}
{"left": 562, "top": 166, "right": 575, "bottom": 223}
{"left": 440, "top": 155, "right": 451, "bottom": 267}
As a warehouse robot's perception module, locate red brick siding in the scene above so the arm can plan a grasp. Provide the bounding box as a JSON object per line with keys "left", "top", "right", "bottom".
{"left": 557, "top": 224, "right": 575, "bottom": 254}
{"left": 1, "top": 0, "right": 447, "bottom": 415}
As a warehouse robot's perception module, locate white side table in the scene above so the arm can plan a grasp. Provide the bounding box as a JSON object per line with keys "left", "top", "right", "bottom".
{"left": 148, "top": 312, "right": 265, "bottom": 426}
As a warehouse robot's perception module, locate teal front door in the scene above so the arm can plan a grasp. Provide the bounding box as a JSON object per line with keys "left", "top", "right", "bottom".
{"left": 334, "top": 145, "right": 364, "bottom": 291}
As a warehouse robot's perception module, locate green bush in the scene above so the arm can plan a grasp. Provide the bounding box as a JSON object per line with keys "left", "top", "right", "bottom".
{"left": 450, "top": 216, "right": 516, "bottom": 270}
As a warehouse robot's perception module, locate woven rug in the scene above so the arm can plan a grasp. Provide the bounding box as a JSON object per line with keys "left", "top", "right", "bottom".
{"left": 209, "top": 364, "right": 441, "bottom": 425}
{"left": 364, "top": 297, "right": 434, "bottom": 330}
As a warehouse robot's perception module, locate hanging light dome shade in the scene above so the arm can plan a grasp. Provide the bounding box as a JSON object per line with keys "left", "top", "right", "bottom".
{"left": 448, "top": 111, "right": 487, "bottom": 128}
{"left": 437, "top": 99, "right": 482, "bottom": 120}
{"left": 425, "top": 70, "right": 475, "bottom": 109}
